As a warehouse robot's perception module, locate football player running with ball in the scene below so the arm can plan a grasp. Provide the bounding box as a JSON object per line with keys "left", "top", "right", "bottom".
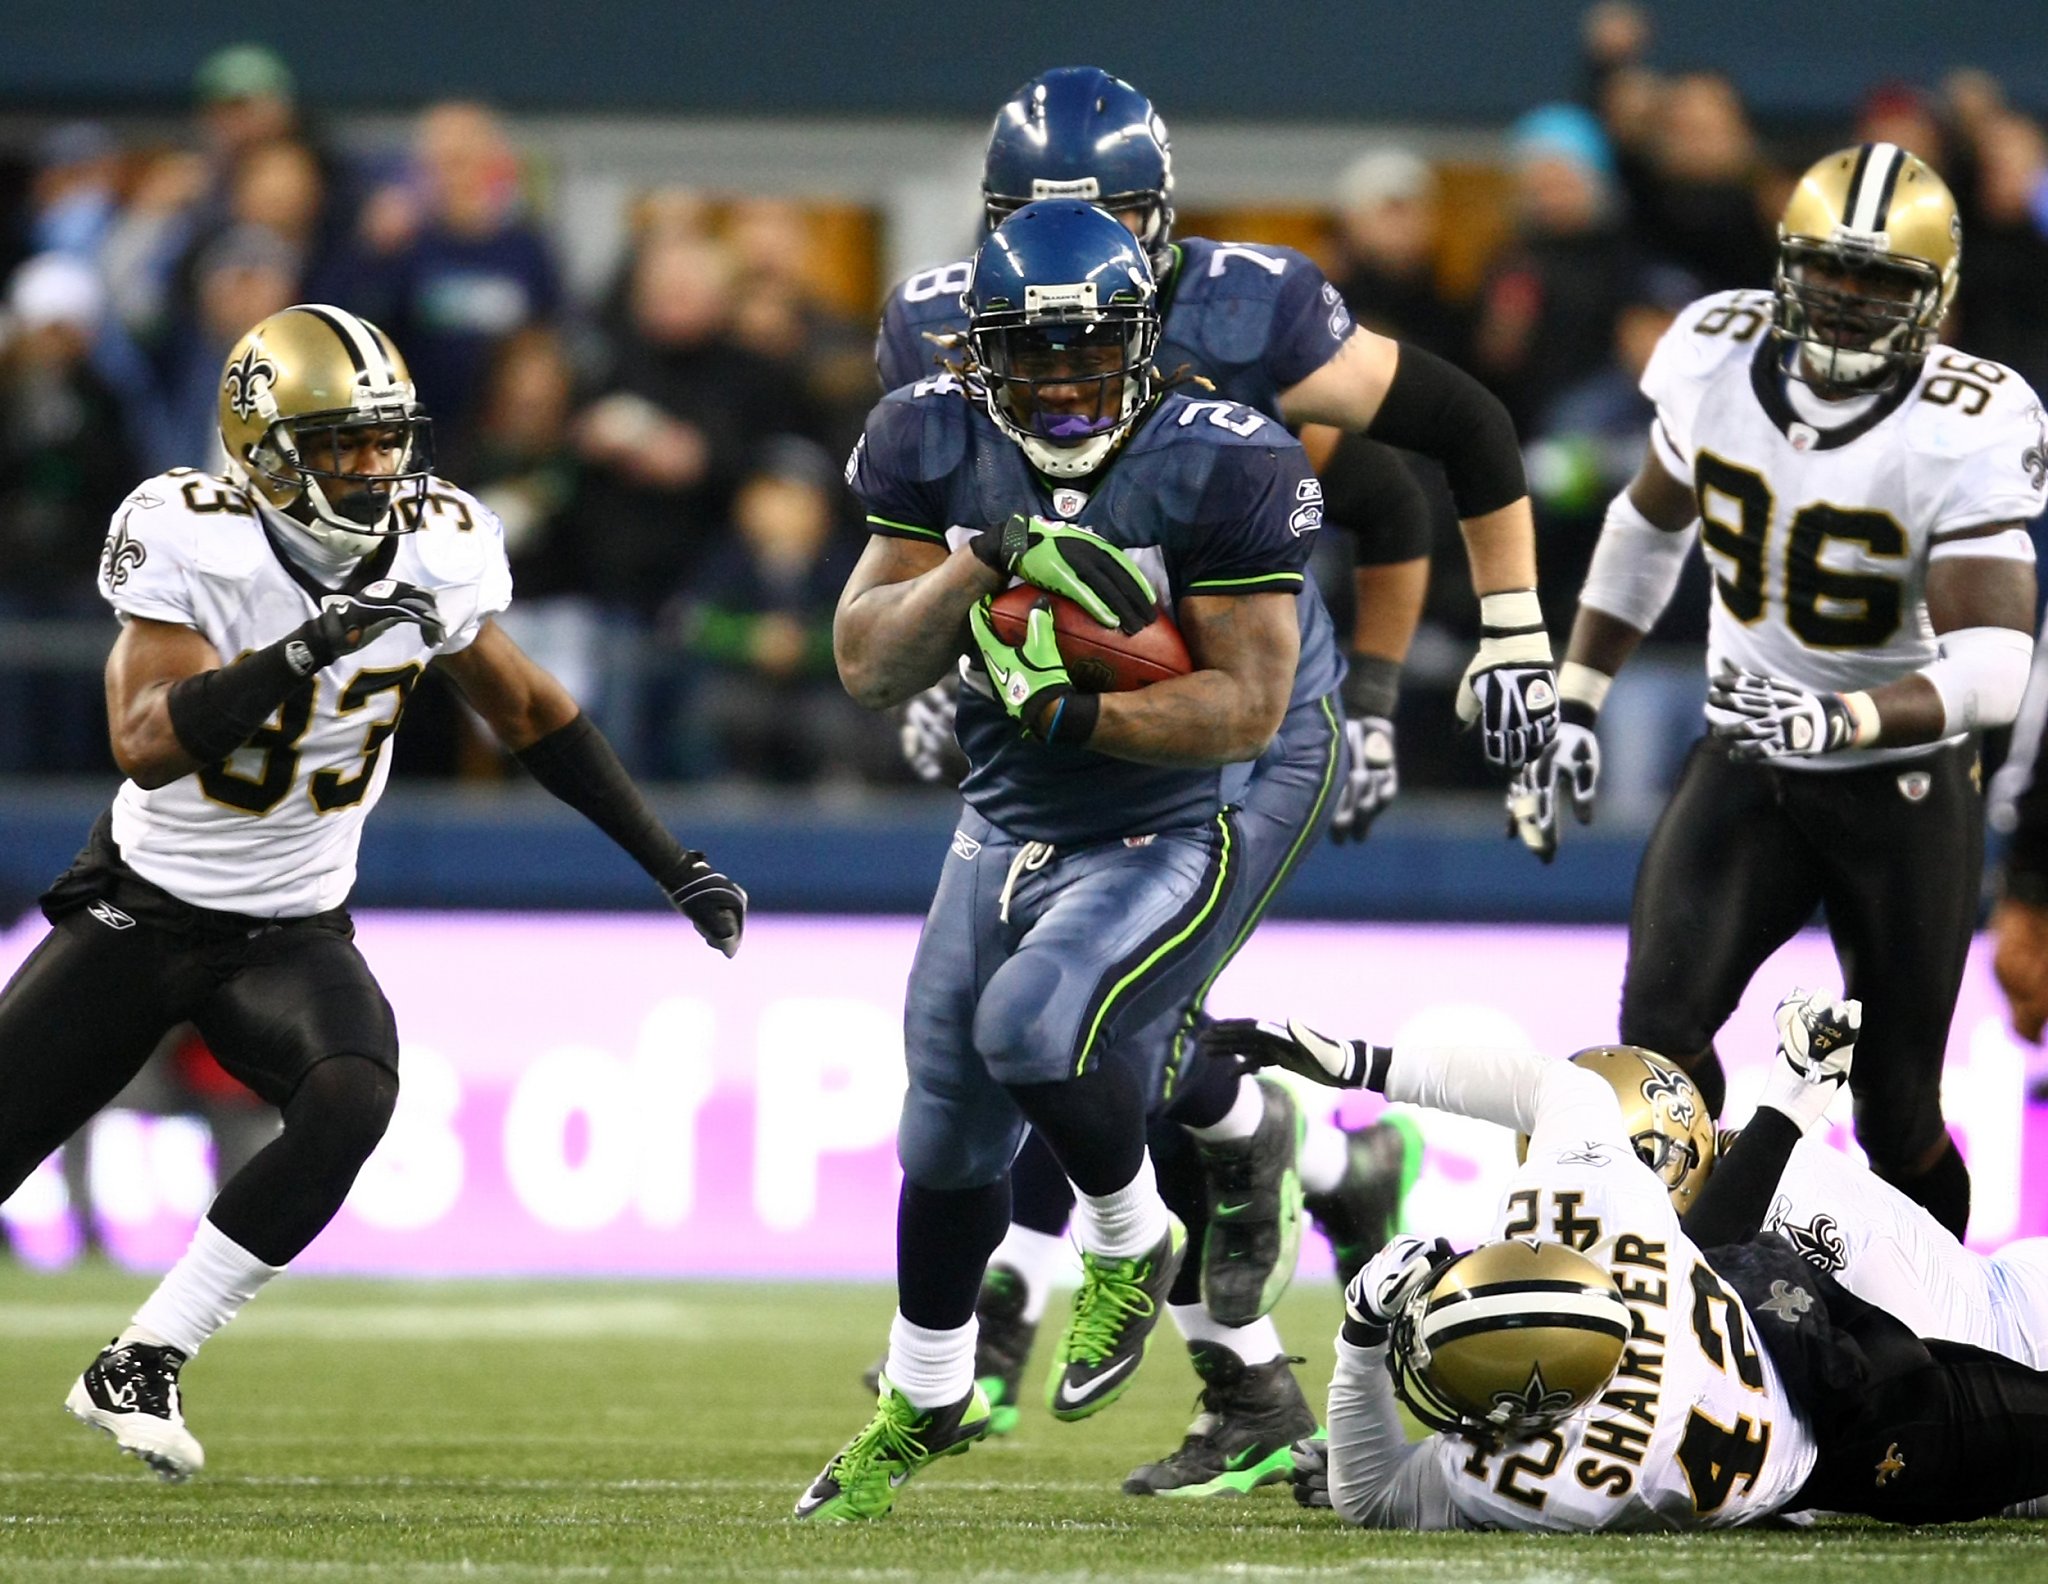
{"left": 873, "top": 67, "right": 1542, "bottom": 1487}
{"left": 0, "top": 305, "right": 745, "bottom": 1482}
{"left": 798, "top": 199, "right": 1344, "bottom": 1520}
{"left": 1510, "top": 144, "right": 2044, "bottom": 1239}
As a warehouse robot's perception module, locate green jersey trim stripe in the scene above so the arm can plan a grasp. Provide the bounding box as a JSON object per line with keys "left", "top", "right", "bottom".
{"left": 1184, "top": 572, "right": 1304, "bottom": 592}
{"left": 1167, "top": 694, "right": 1343, "bottom": 1088}
{"left": 867, "top": 514, "right": 945, "bottom": 540}
{"left": 1076, "top": 811, "right": 1236, "bottom": 1072}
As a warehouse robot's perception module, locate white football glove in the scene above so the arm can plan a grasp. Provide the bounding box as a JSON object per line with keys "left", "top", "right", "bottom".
{"left": 1456, "top": 591, "right": 1558, "bottom": 771}
{"left": 1707, "top": 666, "right": 1861, "bottom": 761}
{"left": 896, "top": 675, "right": 965, "bottom": 784}
{"left": 1760, "top": 987, "right": 1861, "bottom": 1130}
{"left": 1507, "top": 719, "right": 1600, "bottom": 863}
{"left": 1343, "top": 1233, "right": 1450, "bottom": 1342}
{"left": 1330, "top": 714, "right": 1398, "bottom": 843}
{"left": 1198, "top": 1016, "right": 1379, "bottom": 1090}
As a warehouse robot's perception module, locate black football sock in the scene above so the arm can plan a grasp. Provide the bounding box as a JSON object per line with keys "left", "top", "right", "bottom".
{"left": 896, "top": 1178, "right": 1011, "bottom": 1331}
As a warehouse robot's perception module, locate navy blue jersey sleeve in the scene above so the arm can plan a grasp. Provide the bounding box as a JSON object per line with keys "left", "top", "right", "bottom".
{"left": 1175, "top": 427, "right": 1322, "bottom": 596}
{"left": 874, "top": 260, "right": 975, "bottom": 392}
{"left": 1261, "top": 249, "right": 1355, "bottom": 392}
{"left": 847, "top": 391, "right": 960, "bottom": 545}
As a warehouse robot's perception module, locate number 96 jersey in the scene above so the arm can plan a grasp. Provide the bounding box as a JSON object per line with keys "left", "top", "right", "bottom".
{"left": 1644, "top": 290, "right": 2047, "bottom": 769}
{"left": 97, "top": 470, "right": 512, "bottom": 916}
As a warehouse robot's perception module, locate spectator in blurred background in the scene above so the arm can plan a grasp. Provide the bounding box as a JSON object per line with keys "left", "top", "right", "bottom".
{"left": 0, "top": 254, "right": 133, "bottom": 774}
{"left": 573, "top": 231, "right": 812, "bottom": 773}
{"left": 1473, "top": 104, "right": 1634, "bottom": 434}
{"left": 25, "top": 122, "right": 122, "bottom": 263}
{"left": 673, "top": 436, "right": 894, "bottom": 786}
{"left": 1957, "top": 112, "right": 2048, "bottom": 400}
{"left": 152, "top": 224, "right": 300, "bottom": 473}
{"left": 1623, "top": 72, "right": 1775, "bottom": 293}
{"left": 1327, "top": 147, "right": 1470, "bottom": 367}
{"left": 723, "top": 197, "right": 874, "bottom": 455}
{"left": 344, "top": 102, "right": 561, "bottom": 457}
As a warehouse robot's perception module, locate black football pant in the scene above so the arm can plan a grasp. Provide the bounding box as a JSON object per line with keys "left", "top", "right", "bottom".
{"left": 1621, "top": 737, "right": 1979, "bottom": 1214}
{"left": 0, "top": 898, "right": 400, "bottom": 1266}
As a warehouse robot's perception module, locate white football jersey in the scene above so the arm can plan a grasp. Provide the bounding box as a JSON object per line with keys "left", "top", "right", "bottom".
{"left": 1643, "top": 290, "right": 2048, "bottom": 769}
{"left": 1326, "top": 1051, "right": 1817, "bottom": 1532}
{"left": 97, "top": 469, "right": 512, "bottom": 915}
{"left": 1766, "top": 1138, "right": 2048, "bottom": 1369}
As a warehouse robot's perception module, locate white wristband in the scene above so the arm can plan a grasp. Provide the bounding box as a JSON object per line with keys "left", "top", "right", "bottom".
{"left": 1478, "top": 589, "right": 1544, "bottom": 632}
{"left": 1581, "top": 490, "right": 1694, "bottom": 633}
{"left": 1559, "top": 661, "right": 1613, "bottom": 715}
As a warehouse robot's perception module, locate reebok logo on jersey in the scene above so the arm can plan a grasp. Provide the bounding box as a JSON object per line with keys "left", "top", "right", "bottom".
{"left": 950, "top": 831, "right": 982, "bottom": 861}
{"left": 1897, "top": 770, "right": 1932, "bottom": 802}
{"left": 86, "top": 901, "right": 136, "bottom": 931}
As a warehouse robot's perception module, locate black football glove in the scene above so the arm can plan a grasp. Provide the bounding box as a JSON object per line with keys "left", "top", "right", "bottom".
{"left": 1198, "top": 1016, "right": 1385, "bottom": 1090}
{"left": 286, "top": 578, "right": 445, "bottom": 675}
{"left": 970, "top": 513, "right": 1156, "bottom": 635}
{"left": 663, "top": 851, "right": 747, "bottom": 958}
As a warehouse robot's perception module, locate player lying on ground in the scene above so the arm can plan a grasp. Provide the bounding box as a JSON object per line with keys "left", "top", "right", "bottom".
{"left": 1209, "top": 995, "right": 2048, "bottom": 1527}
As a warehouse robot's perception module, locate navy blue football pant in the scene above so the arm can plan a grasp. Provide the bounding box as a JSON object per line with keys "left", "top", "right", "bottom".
{"left": 974, "top": 695, "right": 1346, "bottom": 1304}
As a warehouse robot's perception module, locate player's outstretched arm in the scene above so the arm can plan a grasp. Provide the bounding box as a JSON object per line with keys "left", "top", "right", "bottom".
{"left": 436, "top": 623, "right": 746, "bottom": 957}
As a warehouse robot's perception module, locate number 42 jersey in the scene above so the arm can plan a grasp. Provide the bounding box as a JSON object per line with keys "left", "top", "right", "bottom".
{"left": 1642, "top": 289, "right": 2047, "bottom": 769}
{"left": 96, "top": 470, "right": 512, "bottom": 917}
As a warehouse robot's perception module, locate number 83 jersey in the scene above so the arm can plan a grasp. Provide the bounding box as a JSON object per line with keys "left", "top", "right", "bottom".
{"left": 1645, "top": 289, "right": 2048, "bottom": 769}
{"left": 97, "top": 469, "right": 512, "bottom": 916}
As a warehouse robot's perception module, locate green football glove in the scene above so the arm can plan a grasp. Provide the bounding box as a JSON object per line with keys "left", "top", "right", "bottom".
{"left": 969, "top": 596, "right": 1091, "bottom": 743}
{"left": 970, "top": 514, "right": 1156, "bottom": 635}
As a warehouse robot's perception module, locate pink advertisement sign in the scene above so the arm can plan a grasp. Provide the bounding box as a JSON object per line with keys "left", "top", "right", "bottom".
{"left": 2, "top": 913, "right": 2039, "bottom": 1274}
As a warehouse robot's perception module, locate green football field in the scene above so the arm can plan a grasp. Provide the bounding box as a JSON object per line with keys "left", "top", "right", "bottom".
{"left": 1, "top": 1265, "right": 2041, "bottom": 1583}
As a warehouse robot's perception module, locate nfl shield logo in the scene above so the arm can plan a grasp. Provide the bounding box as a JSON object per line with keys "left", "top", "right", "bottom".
{"left": 1789, "top": 423, "right": 1819, "bottom": 452}
{"left": 1897, "top": 770, "right": 1932, "bottom": 803}
{"left": 1051, "top": 488, "right": 1088, "bottom": 519}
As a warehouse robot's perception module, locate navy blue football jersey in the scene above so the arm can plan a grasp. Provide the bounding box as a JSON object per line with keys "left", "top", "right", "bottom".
{"left": 847, "top": 376, "right": 1341, "bottom": 844}
{"left": 875, "top": 237, "right": 1355, "bottom": 420}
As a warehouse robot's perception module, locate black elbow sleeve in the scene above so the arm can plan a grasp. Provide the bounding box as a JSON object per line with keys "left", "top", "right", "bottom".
{"left": 1364, "top": 344, "right": 1526, "bottom": 519}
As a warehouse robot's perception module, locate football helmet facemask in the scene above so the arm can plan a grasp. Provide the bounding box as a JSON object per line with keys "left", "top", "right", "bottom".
{"left": 966, "top": 199, "right": 1161, "bottom": 479}
{"left": 218, "top": 303, "right": 434, "bottom": 556}
{"left": 983, "top": 67, "right": 1176, "bottom": 275}
{"left": 1772, "top": 142, "right": 1960, "bottom": 393}
{"left": 1389, "top": 1239, "right": 1630, "bottom": 1446}
{"left": 1515, "top": 1046, "right": 1719, "bottom": 1214}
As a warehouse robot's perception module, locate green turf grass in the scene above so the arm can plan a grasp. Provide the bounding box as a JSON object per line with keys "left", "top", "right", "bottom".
{"left": 0, "top": 1263, "right": 2040, "bottom": 1581}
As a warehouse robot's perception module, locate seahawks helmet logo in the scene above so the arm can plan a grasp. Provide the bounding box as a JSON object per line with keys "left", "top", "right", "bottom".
{"left": 1640, "top": 1066, "right": 1698, "bottom": 1126}
{"left": 224, "top": 344, "right": 279, "bottom": 422}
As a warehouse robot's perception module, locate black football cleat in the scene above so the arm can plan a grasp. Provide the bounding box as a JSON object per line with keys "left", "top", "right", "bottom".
{"left": 1303, "top": 1114, "right": 1423, "bottom": 1287}
{"left": 1122, "top": 1342, "right": 1319, "bottom": 1497}
{"left": 1196, "top": 1078, "right": 1304, "bottom": 1325}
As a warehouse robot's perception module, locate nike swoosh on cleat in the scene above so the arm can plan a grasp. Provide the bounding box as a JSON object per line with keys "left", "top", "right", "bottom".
{"left": 1056, "top": 1353, "right": 1140, "bottom": 1408}
{"left": 1214, "top": 1202, "right": 1253, "bottom": 1217}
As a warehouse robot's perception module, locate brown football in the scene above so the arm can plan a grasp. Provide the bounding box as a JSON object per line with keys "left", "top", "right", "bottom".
{"left": 987, "top": 585, "right": 1192, "bottom": 693}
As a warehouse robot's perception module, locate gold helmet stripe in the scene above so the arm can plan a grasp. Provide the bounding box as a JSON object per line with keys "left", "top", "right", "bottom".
{"left": 1844, "top": 140, "right": 1905, "bottom": 234}
{"left": 289, "top": 301, "right": 396, "bottom": 387}
{"left": 1425, "top": 1286, "right": 1634, "bottom": 1347}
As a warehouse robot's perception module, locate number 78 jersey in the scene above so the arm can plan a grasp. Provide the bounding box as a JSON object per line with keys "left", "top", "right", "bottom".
{"left": 97, "top": 470, "right": 512, "bottom": 916}
{"left": 1643, "top": 289, "right": 2047, "bottom": 767}
{"left": 1427, "top": 1139, "right": 1817, "bottom": 1530}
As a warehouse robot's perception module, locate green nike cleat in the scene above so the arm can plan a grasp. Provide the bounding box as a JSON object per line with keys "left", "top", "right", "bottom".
{"left": 1123, "top": 1342, "right": 1319, "bottom": 1497}
{"left": 794, "top": 1378, "right": 990, "bottom": 1522}
{"left": 972, "top": 1263, "right": 1037, "bottom": 1436}
{"left": 1046, "top": 1225, "right": 1183, "bottom": 1421}
{"left": 1197, "top": 1078, "right": 1305, "bottom": 1325}
{"left": 1304, "top": 1112, "right": 1424, "bottom": 1287}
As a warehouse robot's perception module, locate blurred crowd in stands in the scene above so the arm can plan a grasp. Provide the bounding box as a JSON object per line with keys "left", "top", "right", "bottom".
{"left": 3, "top": 5, "right": 2046, "bottom": 792}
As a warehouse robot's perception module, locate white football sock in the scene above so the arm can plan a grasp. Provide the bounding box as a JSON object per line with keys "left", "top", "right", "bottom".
{"left": 1297, "top": 1114, "right": 1353, "bottom": 1196}
{"left": 1071, "top": 1152, "right": 1171, "bottom": 1261}
{"left": 884, "top": 1311, "right": 977, "bottom": 1411}
{"left": 1168, "top": 1302, "right": 1285, "bottom": 1365}
{"left": 127, "top": 1218, "right": 284, "bottom": 1359}
{"left": 989, "top": 1224, "right": 1067, "bottom": 1324}
{"left": 1182, "top": 1077, "right": 1265, "bottom": 1145}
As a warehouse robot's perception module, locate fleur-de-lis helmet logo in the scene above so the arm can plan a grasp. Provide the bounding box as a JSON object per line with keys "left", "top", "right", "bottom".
{"left": 1640, "top": 1066, "right": 1697, "bottom": 1127}
{"left": 224, "top": 343, "right": 279, "bottom": 422}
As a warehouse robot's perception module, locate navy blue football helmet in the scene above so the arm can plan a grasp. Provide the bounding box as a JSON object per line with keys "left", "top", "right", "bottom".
{"left": 983, "top": 67, "right": 1175, "bottom": 272}
{"left": 966, "top": 199, "right": 1160, "bottom": 479}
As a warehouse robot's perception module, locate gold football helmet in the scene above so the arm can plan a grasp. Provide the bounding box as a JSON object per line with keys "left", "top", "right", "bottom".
{"left": 1773, "top": 142, "right": 1960, "bottom": 390}
{"left": 1566, "top": 1045, "right": 1717, "bottom": 1214}
{"left": 1389, "top": 1239, "right": 1630, "bottom": 1444}
{"left": 217, "top": 303, "right": 433, "bottom": 554}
